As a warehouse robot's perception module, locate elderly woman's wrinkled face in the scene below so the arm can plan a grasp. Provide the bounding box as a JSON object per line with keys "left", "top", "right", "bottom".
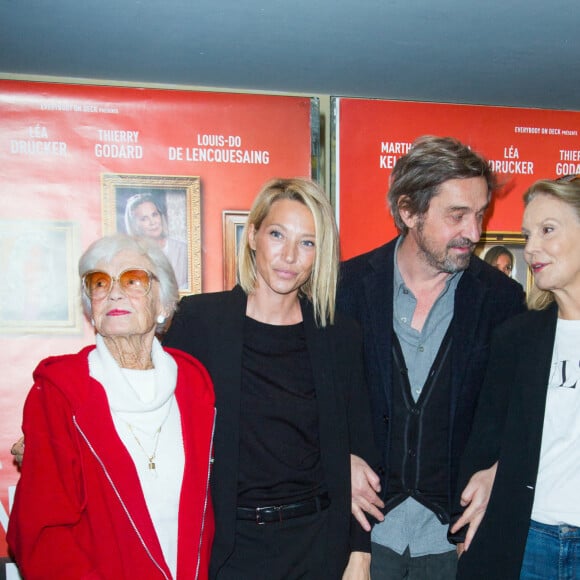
{"left": 90, "top": 249, "right": 164, "bottom": 339}
{"left": 133, "top": 201, "right": 164, "bottom": 240}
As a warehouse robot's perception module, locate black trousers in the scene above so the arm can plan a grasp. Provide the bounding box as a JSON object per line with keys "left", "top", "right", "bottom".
{"left": 215, "top": 509, "right": 331, "bottom": 580}
{"left": 370, "top": 543, "right": 458, "bottom": 580}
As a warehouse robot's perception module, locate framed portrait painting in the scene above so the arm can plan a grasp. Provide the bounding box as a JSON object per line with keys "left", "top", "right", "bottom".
{"left": 102, "top": 173, "right": 201, "bottom": 294}
{"left": 222, "top": 211, "right": 249, "bottom": 290}
{"left": 0, "top": 220, "right": 81, "bottom": 333}
{"left": 475, "top": 231, "right": 531, "bottom": 293}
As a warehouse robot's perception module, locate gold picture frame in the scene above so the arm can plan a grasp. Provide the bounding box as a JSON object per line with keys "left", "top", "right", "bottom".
{"left": 222, "top": 211, "right": 249, "bottom": 290}
{"left": 102, "top": 173, "right": 201, "bottom": 295}
{"left": 476, "top": 231, "right": 531, "bottom": 293}
{"left": 0, "top": 220, "right": 82, "bottom": 334}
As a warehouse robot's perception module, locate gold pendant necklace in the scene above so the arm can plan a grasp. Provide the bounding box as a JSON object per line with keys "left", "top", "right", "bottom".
{"left": 126, "top": 423, "right": 162, "bottom": 470}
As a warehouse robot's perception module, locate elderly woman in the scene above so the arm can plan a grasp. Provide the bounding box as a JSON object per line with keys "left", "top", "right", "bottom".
{"left": 7, "top": 235, "right": 215, "bottom": 580}
{"left": 450, "top": 178, "right": 580, "bottom": 579}
{"left": 125, "top": 193, "right": 188, "bottom": 289}
{"left": 164, "top": 178, "right": 377, "bottom": 579}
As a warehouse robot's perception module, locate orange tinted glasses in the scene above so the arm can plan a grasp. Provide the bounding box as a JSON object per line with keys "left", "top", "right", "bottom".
{"left": 82, "top": 269, "right": 157, "bottom": 300}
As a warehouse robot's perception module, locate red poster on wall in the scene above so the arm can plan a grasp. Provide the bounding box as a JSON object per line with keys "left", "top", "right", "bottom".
{"left": 0, "top": 80, "right": 315, "bottom": 567}
{"left": 334, "top": 97, "right": 580, "bottom": 261}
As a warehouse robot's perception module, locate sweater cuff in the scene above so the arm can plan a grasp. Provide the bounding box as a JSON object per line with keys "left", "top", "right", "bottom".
{"left": 350, "top": 514, "right": 372, "bottom": 553}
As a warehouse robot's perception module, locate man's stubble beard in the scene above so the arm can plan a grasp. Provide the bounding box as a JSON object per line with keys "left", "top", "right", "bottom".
{"left": 415, "top": 218, "right": 475, "bottom": 274}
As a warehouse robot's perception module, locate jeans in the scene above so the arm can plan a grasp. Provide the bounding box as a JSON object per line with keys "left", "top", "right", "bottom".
{"left": 520, "top": 520, "right": 580, "bottom": 580}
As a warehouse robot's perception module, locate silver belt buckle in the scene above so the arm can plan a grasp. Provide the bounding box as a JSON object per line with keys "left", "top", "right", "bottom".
{"left": 255, "top": 506, "right": 266, "bottom": 525}
{"left": 255, "top": 505, "right": 282, "bottom": 525}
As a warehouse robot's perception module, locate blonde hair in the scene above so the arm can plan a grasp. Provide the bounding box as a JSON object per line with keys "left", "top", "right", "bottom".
{"left": 238, "top": 178, "right": 339, "bottom": 327}
{"left": 523, "top": 178, "right": 580, "bottom": 310}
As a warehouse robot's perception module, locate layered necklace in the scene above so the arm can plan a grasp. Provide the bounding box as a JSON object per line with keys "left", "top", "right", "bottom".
{"left": 120, "top": 397, "right": 174, "bottom": 472}
{"left": 127, "top": 423, "right": 162, "bottom": 470}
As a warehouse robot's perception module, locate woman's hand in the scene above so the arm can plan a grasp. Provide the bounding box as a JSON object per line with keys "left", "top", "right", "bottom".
{"left": 450, "top": 461, "right": 498, "bottom": 552}
{"left": 11, "top": 436, "right": 25, "bottom": 466}
{"left": 342, "top": 551, "right": 371, "bottom": 580}
{"left": 351, "top": 454, "right": 384, "bottom": 531}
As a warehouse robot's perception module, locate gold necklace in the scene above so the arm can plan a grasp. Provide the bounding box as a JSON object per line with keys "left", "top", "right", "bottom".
{"left": 126, "top": 423, "right": 162, "bottom": 470}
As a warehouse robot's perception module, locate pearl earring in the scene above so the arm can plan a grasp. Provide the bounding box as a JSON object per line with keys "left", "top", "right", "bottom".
{"left": 156, "top": 315, "right": 166, "bottom": 325}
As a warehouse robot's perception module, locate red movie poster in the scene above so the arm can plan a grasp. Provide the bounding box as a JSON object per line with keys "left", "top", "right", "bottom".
{"left": 0, "top": 80, "right": 314, "bottom": 571}
{"left": 334, "top": 98, "right": 580, "bottom": 264}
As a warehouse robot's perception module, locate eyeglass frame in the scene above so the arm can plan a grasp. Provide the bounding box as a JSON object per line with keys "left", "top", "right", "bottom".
{"left": 82, "top": 268, "right": 159, "bottom": 300}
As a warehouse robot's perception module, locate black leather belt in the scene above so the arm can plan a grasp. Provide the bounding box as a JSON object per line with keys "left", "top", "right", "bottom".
{"left": 236, "top": 493, "right": 330, "bottom": 524}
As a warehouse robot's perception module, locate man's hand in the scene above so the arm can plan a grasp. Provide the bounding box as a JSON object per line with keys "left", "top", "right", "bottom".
{"left": 351, "top": 454, "right": 384, "bottom": 532}
{"left": 11, "top": 436, "right": 25, "bottom": 466}
{"left": 342, "top": 551, "right": 371, "bottom": 580}
{"left": 450, "top": 461, "right": 498, "bottom": 551}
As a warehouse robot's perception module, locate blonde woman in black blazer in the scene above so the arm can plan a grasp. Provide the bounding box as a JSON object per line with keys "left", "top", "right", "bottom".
{"left": 165, "top": 178, "right": 377, "bottom": 580}
{"left": 451, "top": 178, "right": 580, "bottom": 579}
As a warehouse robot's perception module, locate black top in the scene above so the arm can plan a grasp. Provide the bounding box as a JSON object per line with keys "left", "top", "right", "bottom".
{"left": 163, "top": 286, "right": 379, "bottom": 577}
{"left": 237, "top": 316, "right": 325, "bottom": 505}
{"left": 454, "top": 305, "right": 560, "bottom": 580}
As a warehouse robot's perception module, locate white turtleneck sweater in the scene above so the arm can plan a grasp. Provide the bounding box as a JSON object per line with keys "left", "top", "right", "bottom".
{"left": 89, "top": 335, "right": 184, "bottom": 579}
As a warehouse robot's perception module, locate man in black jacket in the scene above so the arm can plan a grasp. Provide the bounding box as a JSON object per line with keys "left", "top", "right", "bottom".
{"left": 338, "top": 136, "right": 526, "bottom": 579}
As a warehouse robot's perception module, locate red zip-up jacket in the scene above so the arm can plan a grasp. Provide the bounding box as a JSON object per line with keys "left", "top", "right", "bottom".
{"left": 7, "top": 345, "right": 215, "bottom": 580}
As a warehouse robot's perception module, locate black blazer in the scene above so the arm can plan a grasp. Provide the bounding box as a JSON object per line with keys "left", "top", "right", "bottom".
{"left": 337, "top": 238, "right": 526, "bottom": 509}
{"left": 164, "top": 286, "right": 377, "bottom": 579}
{"left": 454, "top": 304, "right": 559, "bottom": 579}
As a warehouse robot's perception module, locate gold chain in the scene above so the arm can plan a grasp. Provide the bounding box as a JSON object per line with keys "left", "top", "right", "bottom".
{"left": 126, "top": 423, "right": 162, "bottom": 470}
